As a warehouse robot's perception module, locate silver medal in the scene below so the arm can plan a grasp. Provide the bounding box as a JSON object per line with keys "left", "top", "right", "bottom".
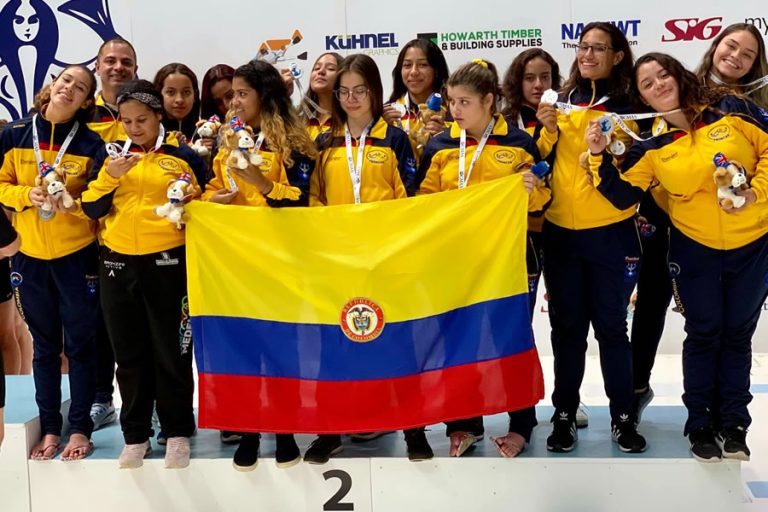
{"left": 609, "top": 139, "right": 626, "bottom": 155}
{"left": 541, "top": 89, "right": 558, "bottom": 105}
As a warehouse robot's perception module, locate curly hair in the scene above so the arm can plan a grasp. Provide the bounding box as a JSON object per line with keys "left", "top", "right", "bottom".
{"left": 501, "top": 49, "right": 561, "bottom": 120}
{"left": 234, "top": 60, "right": 318, "bottom": 165}
{"left": 632, "top": 53, "right": 736, "bottom": 128}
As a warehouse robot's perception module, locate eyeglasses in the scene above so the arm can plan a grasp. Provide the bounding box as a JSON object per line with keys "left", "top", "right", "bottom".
{"left": 575, "top": 43, "right": 613, "bottom": 55}
{"left": 335, "top": 87, "right": 369, "bottom": 101}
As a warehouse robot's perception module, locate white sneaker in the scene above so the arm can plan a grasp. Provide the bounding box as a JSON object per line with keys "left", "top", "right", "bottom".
{"left": 165, "top": 437, "right": 190, "bottom": 469}
{"left": 90, "top": 401, "right": 117, "bottom": 431}
{"left": 576, "top": 404, "right": 589, "bottom": 429}
{"left": 118, "top": 441, "right": 151, "bottom": 469}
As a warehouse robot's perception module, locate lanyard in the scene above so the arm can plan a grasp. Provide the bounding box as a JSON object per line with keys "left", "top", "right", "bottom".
{"left": 609, "top": 109, "right": 681, "bottom": 142}
{"left": 32, "top": 114, "right": 78, "bottom": 173}
{"left": 252, "top": 132, "right": 266, "bottom": 153}
{"left": 403, "top": 95, "right": 411, "bottom": 133}
{"left": 344, "top": 120, "right": 373, "bottom": 204}
{"left": 554, "top": 89, "right": 610, "bottom": 115}
{"left": 108, "top": 124, "right": 166, "bottom": 158}
{"left": 709, "top": 72, "right": 768, "bottom": 94}
{"left": 458, "top": 118, "right": 495, "bottom": 189}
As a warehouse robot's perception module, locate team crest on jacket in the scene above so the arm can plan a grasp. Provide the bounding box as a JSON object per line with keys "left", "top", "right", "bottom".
{"left": 158, "top": 158, "right": 180, "bottom": 171}
{"left": 340, "top": 297, "right": 385, "bottom": 342}
{"left": 708, "top": 125, "right": 731, "bottom": 141}
{"left": 366, "top": 149, "right": 388, "bottom": 164}
{"left": 494, "top": 149, "right": 516, "bottom": 165}
{"left": 59, "top": 161, "right": 83, "bottom": 176}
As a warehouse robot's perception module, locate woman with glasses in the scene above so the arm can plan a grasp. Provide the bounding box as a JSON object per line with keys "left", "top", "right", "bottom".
{"left": 306, "top": 54, "right": 423, "bottom": 462}
{"left": 586, "top": 52, "right": 768, "bottom": 463}
{"left": 542, "top": 22, "right": 647, "bottom": 454}
{"left": 383, "top": 39, "right": 451, "bottom": 163}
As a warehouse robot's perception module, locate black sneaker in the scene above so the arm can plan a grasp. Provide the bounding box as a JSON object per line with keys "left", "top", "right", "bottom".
{"left": 303, "top": 435, "right": 343, "bottom": 464}
{"left": 233, "top": 433, "right": 261, "bottom": 471}
{"left": 716, "top": 426, "right": 750, "bottom": 461}
{"left": 633, "top": 387, "right": 655, "bottom": 424}
{"left": 611, "top": 417, "right": 647, "bottom": 453}
{"left": 547, "top": 410, "right": 577, "bottom": 452}
{"left": 404, "top": 428, "right": 433, "bottom": 461}
{"left": 220, "top": 431, "right": 243, "bottom": 445}
{"left": 275, "top": 434, "right": 301, "bottom": 468}
{"left": 689, "top": 427, "right": 722, "bottom": 463}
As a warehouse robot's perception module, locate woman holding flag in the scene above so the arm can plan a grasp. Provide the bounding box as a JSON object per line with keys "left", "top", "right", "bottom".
{"left": 202, "top": 59, "right": 318, "bottom": 472}
{"left": 306, "top": 53, "right": 423, "bottom": 462}
{"left": 585, "top": 52, "right": 768, "bottom": 462}
{"left": 418, "top": 58, "right": 547, "bottom": 458}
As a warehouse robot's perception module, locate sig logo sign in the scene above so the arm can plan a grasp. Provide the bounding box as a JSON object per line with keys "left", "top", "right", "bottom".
{"left": 561, "top": 20, "right": 641, "bottom": 48}
{"left": 662, "top": 17, "right": 723, "bottom": 42}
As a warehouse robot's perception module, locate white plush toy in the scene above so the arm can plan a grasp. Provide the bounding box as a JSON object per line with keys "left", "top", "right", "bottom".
{"left": 224, "top": 116, "right": 264, "bottom": 170}
{"left": 191, "top": 115, "right": 222, "bottom": 157}
{"left": 155, "top": 172, "right": 195, "bottom": 229}
{"left": 713, "top": 152, "right": 748, "bottom": 209}
{"left": 36, "top": 162, "right": 74, "bottom": 213}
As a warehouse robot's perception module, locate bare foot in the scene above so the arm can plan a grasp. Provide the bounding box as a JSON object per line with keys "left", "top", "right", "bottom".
{"left": 61, "top": 433, "right": 94, "bottom": 461}
{"left": 30, "top": 434, "right": 61, "bottom": 460}
{"left": 449, "top": 431, "right": 477, "bottom": 457}
{"left": 492, "top": 432, "right": 526, "bottom": 458}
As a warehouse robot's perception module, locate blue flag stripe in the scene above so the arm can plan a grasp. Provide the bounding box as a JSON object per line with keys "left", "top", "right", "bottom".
{"left": 192, "top": 294, "right": 534, "bottom": 381}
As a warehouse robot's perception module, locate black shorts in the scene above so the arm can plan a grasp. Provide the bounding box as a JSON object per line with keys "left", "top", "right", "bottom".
{"left": 0, "top": 257, "right": 11, "bottom": 302}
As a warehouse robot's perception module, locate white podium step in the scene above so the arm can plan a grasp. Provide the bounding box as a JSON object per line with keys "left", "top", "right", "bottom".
{"left": 0, "top": 376, "right": 70, "bottom": 512}
{"left": 12, "top": 404, "right": 748, "bottom": 512}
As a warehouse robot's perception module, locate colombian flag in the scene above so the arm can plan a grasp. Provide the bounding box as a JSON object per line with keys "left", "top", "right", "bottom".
{"left": 186, "top": 175, "right": 544, "bottom": 433}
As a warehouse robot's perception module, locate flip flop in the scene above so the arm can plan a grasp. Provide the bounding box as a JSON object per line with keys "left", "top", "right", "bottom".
{"left": 30, "top": 442, "right": 61, "bottom": 461}
{"left": 449, "top": 432, "right": 477, "bottom": 457}
{"left": 491, "top": 432, "right": 526, "bottom": 458}
{"left": 61, "top": 441, "right": 94, "bottom": 461}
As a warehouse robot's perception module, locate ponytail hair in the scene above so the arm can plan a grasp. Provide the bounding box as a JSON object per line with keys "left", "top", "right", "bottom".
{"left": 447, "top": 59, "right": 501, "bottom": 112}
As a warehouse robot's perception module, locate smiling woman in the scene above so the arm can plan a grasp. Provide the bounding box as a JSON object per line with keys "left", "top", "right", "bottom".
{"left": 585, "top": 52, "right": 768, "bottom": 464}
{"left": 0, "top": 64, "right": 104, "bottom": 463}
{"left": 695, "top": 23, "right": 768, "bottom": 107}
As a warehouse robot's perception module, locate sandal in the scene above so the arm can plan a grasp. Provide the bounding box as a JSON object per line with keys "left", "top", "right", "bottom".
{"left": 491, "top": 432, "right": 526, "bottom": 458}
{"left": 449, "top": 431, "right": 478, "bottom": 457}
{"left": 61, "top": 436, "right": 94, "bottom": 461}
{"left": 30, "top": 435, "right": 61, "bottom": 460}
